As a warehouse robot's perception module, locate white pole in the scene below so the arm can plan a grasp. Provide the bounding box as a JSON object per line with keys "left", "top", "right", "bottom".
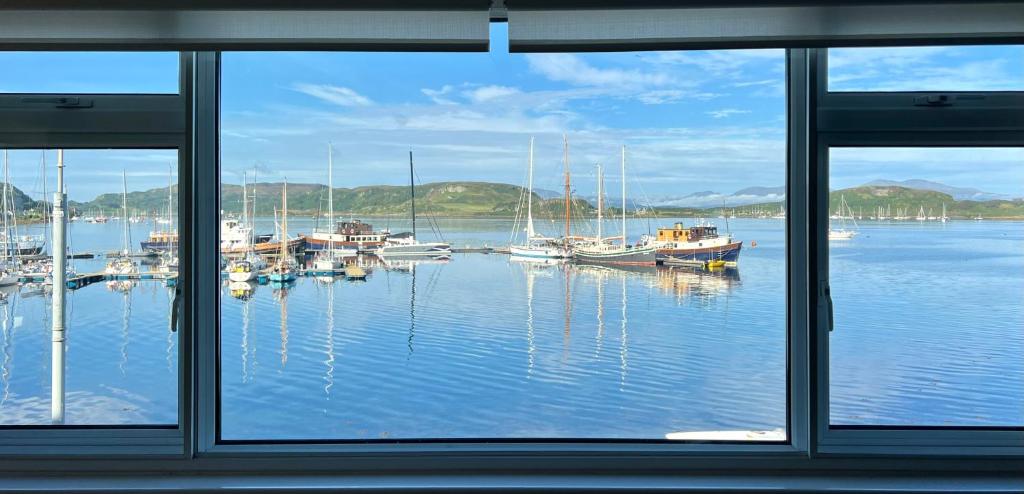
{"left": 596, "top": 164, "right": 602, "bottom": 243}
{"left": 121, "top": 170, "right": 129, "bottom": 256}
{"left": 526, "top": 137, "right": 535, "bottom": 239}
{"left": 51, "top": 149, "right": 67, "bottom": 424}
{"left": 621, "top": 145, "right": 626, "bottom": 245}
{"left": 327, "top": 142, "right": 334, "bottom": 255}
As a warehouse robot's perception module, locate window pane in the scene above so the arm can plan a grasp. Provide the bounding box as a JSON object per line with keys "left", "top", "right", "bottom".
{"left": 0, "top": 52, "right": 179, "bottom": 94}
{"left": 0, "top": 149, "right": 178, "bottom": 426}
{"left": 828, "top": 147, "right": 1024, "bottom": 427}
{"left": 827, "top": 45, "right": 1024, "bottom": 92}
{"left": 220, "top": 35, "right": 787, "bottom": 440}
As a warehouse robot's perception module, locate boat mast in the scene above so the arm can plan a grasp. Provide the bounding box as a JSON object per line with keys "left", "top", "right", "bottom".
{"left": 563, "top": 134, "right": 570, "bottom": 242}
{"left": 621, "top": 145, "right": 626, "bottom": 245}
{"left": 121, "top": 170, "right": 129, "bottom": 256}
{"left": 526, "top": 137, "right": 535, "bottom": 240}
{"left": 280, "top": 179, "right": 288, "bottom": 261}
{"left": 596, "top": 164, "right": 602, "bottom": 243}
{"left": 1, "top": 150, "right": 9, "bottom": 262}
{"left": 409, "top": 151, "right": 416, "bottom": 240}
{"left": 167, "top": 163, "right": 174, "bottom": 238}
{"left": 327, "top": 142, "right": 335, "bottom": 254}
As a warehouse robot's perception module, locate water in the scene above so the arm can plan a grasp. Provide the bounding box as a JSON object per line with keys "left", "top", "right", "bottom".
{"left": 0, "top": 217, "right": 1020, "bottom": 437}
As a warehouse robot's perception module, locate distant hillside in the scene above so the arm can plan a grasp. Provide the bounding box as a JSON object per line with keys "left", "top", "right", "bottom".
{"left": 0, "top": 183, "right": 47, "bottom": 218}
{"left": 861, "top": 179, "right": 1007, "bottom": 201}
{"left": 832, "top": 185, "right": 1024, "bottom": 218}
{"left": 72, "top": 181, "right": 596, "bottom": 219}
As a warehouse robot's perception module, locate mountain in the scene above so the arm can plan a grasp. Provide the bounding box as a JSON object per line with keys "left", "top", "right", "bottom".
{"left": 862, "top": 179, "right": 1007, "bottom": 201}
{"left": 72, "top": 181, "right": 595, "bottom": 218}
{"left": 652, "top": 185, "right": 785, "bottom": 208}
{"left": 832, "top": 185, "right": 1024, "bottom": 218}
{"left": 0, "top": 183, "right": 47, "bottom": 217}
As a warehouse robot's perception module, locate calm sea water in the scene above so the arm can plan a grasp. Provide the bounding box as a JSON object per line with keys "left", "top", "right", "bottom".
{"left": 0, "top": 217, "right": 1020, "bottom": 437}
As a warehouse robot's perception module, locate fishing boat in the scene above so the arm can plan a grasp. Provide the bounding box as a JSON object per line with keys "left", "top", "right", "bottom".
{"left": 828, "top": 194, "right": 859, "bottom": 240}
{"left": 572, "top": 146, "right": 656, "bottom": 266}
{"left": 268, "top": 180, "right": 297, "bottom": 283}
{"left": 104, "top": 171, "right": 139, "bottom": 276}
{"left": 312, "top": 143, "right": 355, "bottom": 272}
{"left": 640, "top": 220, "right": 743, "bottom": 265}
{"left": 376, "top": 152, "right": 451, "bottom": 257}
{"left": 509, "top": 137, "right": 570, "bottom": 259}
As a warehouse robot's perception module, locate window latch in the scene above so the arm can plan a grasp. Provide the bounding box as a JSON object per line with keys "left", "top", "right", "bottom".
{"left": 820, "top": 280, "right": 834, "bottom": 332}
{"left": 171, "top": 286, "right": 182, "bottom": 333}
{"left": 912, "top": 94, "right": 952, "bottom": 107}
{"left": 18, "top": 96, "right": 94, "bottom": 109}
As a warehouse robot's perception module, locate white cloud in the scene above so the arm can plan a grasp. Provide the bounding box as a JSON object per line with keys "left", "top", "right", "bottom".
{"left": 527, "top": 53, "right": 671, "bottom": 88}
{"left": 421, "top": 85, "right": 457, "bottom": 105}
{"left": 292, "top": 83, "right": 374, "bottom": 107}
{"left": 636, "top": 89, "right": 720, "bottom": 105}
{"left": 464, "top": 85, "right": 522, "bottom": 103}
{"left": 706, "top": 109, "right": 751, "bottom": 119}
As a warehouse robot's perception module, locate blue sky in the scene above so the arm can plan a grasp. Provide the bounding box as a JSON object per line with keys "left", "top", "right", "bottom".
{"left": 1, "top": 28, "right": 1022, "bottom": 202}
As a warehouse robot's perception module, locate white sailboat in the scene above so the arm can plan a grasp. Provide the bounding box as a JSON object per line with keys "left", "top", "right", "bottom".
{"left": 828, "top": 194, "right": 859, "bottom": 240}
{"left": 268, "top": 180, "right": 297, "bottom": 283}
{"left": 313, "top": 143, "right": 355, "bottom": 271}
{"left": 0, "top": 151, "right": 19, "bottom": 286}
{"left": 105, "top": 171, "right": 139, "bottom": 275}
{"left": 510, "top": 137, "right": 569, "bottom": 259}
{"left": 573, "top": 145, "right": 656, "bottom": 265}
{"left": 227, "top": 172, "right": 265, "bottom": 282}
{"left": 376, "top": 151, "right": 451, "bottom": 257}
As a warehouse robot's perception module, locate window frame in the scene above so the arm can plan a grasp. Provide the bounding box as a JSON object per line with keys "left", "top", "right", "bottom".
{"left": 0, "top": 52, "right": 193, "bottom": 457}
{"left": 194, "top": 48, "right": 808, "bottom": 458}
{"left": 811, "top": 47, "right": 1024, "bottom": 457}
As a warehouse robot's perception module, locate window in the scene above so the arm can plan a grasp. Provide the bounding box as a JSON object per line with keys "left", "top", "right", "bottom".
{"left": 827, "top": 45, "right": 1024, "bottom": 92}
{"left": 0, "top": 149, "right": 180, "bottom": 426}
{"left": 827, "top": 147, "right": 1024, "bottom": 427}
{"left": 0, "top": 52, "right": 180, "bottom": 94}
{"left": 218, "top": 41, "right": 789, "bottom": 441}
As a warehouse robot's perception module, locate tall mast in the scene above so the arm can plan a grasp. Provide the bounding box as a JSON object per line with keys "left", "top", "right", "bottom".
{"left": 563, "top": 134, "right": 570, "bottom": 241}
{"left": 409, "top": 151, "right": 416, "bottom": 240}
{"left": 241, "top": 171, "right": 248, "bottom": 227}
{"left": 620, "top": 145, "right": 626, "bottom": 245}
{"left": 526, "top": 137, "right": 535, "bottom": 239}
{"left": 167, "top": 163, "right": 174, "bottom": 237}
{"left": 121, "top": 170, "right": 130, "bottom": 255}
{"left": 1, "top": 150, "right": 9, "bottom": 262}
{"left": 280, "top": 179, "right": 288, "bottom": 260}
{"left": 596, "top": 164, "right": 602, "bottom": 243}
{"left": 51, "top": 149, "right": 67, "bottom": 424}
{"left": 327, "top": 142, "right": 334, "bottom": 253}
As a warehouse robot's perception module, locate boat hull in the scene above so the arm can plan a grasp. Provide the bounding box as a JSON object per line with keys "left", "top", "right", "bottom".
{"left": 574, "top": 246, "right": 657, "bottom": 266}
{"left": 377, "top": 242, "right": 452, "bottom": 256}
{"left": 509, "top": 244, "right": 569, "bottom": 259}
{"left": 141, "top": 239, "right": 178, "bottom": 252}
{"left": 656, "top": 241, "right": 742, "bottom": 264}
{"left": 221, "top": 238, "right": 304, "bottom": 257}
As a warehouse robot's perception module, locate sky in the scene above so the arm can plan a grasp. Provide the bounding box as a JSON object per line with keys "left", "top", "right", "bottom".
{"left": 1, "top": 27, "right": 1022, "bottom": 202}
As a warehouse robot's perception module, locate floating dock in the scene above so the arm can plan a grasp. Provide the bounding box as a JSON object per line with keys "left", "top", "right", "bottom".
{"left": 64, "top": 271, "right": 178, "bottom": 290}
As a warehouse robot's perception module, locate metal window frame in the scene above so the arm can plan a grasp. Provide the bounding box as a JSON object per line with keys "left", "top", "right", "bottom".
{"left": 810, "top": 47, "right": 1024, "bottom": 457}
{"left": 0, "top": 53, "right": 192, "bottom": 457}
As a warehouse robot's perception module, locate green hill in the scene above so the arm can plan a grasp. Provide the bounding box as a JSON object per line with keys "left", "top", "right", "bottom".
{"left": 831, "top": 186, "right": 1024, "bottom": 219}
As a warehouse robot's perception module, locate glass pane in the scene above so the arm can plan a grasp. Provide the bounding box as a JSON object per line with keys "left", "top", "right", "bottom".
{"left": 0, "top": 52, "right": 179, "bottom": 94}
{"left": 828, "top": 147, "right": 1024, "bottom": 427}
{"left": 0, "top": 149, "right": 179, "bottom": 426}
{"left": 827, "top": 45, "right": 1024, "bottom": 92}
{"left": 220, "top": 30, "right": 787, "bottom": 441}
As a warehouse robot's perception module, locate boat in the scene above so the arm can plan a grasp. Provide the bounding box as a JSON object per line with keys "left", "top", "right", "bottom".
{"left": 640, "top": 220, "right": 743, "bottom": 266}
{"left": 302, "top": 219, "right": 390, "bottom": 252}
{"left": 940, "top": 203, "right": 948, "bottom": 223}
{"left": 226, "top": 172, "right": 266, "bottom": 281}
{"left": 376, "top": 151, "right": 451, "bottom": 257}
{"left": 227, "top": 259, "right": 257, "bottom": 282}
{"left": 312, "top": 143, "right": 355, "bottom": 272}
{"left": 104, "top": 171, "right": 139, "bottom": 276}
{"left": 828, "top": 194, "right": 859, "bottom": 240}
{"left": 509, "top": 137, "right": 571, "bottom": 259}
{"left": 572, "top": 145, "right": 656, "bottom": 266}
{"left": 0, "top": 150, "right": 44, "bottom": 259}
{"left": 344, "top": 264, "right": 367, "bottom": 280}
{"left": 268, "top": 180, "right": 297, "bottom": 283}
{"left": 141, "top": 166, "right": 179, "bottom": 253}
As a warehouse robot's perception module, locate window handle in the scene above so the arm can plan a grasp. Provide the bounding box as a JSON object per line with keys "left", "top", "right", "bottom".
{"left": 912, "top": 94, "right": 952, "bottom": 107}
{"left": 171, "top": 287, "right": 182, "bottom": 333}
{"left": 821, "top": 280, "right": 835, "bottom": 332}
{"left": 18, "top": 96, "right": 94, "bottom": 109}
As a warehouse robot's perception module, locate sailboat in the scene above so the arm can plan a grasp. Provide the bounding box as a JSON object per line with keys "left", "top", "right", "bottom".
{"left": 940, "top": 202, "right": 948, "bottom": 223}
{"left": 268, "top": 180, "right": 297, "bottom": 283}
{"left": 376, "top": 151, "right": 451, "bottom": 257}
{"left": 313, "top": 143, "right": 356, "bottom": 271}
{"left": 227, "top": 172, "right": 265, "bottom": 282}
{"left": 510, "top": 137, "right": 569, "bottom": 259}
{"left": 0, "top": 151, "right": 20, "bottom": 286}
{"left": 573, "top": 145, "right": 656, "bottom": 265}
{"left": 105, "top": 171, "right": 139, "bottom": 275}
{"left": 828, "top": 194, "right": 859, "bottom": 240}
